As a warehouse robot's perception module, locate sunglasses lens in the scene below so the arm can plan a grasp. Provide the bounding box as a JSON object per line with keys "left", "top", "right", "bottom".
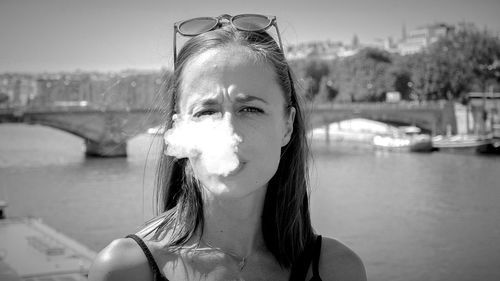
{"left": 178, "top": 18, "right": 218, "bottom": 36}
{"left": 232, "top": 15, "right": 271, "bottom": 31}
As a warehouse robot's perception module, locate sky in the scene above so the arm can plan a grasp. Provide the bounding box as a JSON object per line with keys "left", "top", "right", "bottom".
{"left": 1, "top": 0, "right": 499, "bottom": 73}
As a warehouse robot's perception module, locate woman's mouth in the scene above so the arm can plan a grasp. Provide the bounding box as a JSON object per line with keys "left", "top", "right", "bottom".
{"left": 226, "top": 161, "right": 246, "bottom": 176}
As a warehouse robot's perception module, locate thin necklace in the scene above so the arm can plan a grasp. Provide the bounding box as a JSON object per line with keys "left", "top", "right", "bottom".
{"left": 200, "top": 238, "right": 250, "bottom": 271}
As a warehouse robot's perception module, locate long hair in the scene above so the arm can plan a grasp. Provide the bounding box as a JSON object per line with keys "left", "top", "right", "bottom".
{"left": 150, "top": 25, "right": 314, "bottom": 268}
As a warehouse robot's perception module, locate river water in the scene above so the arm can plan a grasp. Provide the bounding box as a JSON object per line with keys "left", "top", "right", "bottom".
{"left": 1, "top": 124, "right": 499, "bottom": 281}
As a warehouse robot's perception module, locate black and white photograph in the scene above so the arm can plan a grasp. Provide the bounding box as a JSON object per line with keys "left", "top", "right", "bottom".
{"left": 1, "top": 0, "right": 499, "bottom": 280}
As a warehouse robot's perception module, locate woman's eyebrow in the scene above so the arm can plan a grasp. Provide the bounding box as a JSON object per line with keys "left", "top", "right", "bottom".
{"left": 234, "top": 95, "right": 268, "bottom": 104}
{"left": 186, "top": 95, "right": 268, "bottom": 112}
{"left": 187, "top": 98, "right": 219, "bottom": 112}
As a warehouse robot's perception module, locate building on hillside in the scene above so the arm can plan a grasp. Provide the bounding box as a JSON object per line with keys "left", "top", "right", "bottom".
{"left": 0, "top": 74, "right": 37, "bottom": 107}
{"left": 87, "top": 71, "right": 162, "bottom": 109}
{"left": 283, "top": 22, "right": 455, "bottom": 60}
{"left": 397, "top": 23, "right": 454, "bottom": 55}
{"left": 369, "top": 37, "right": 399, "bottom": 53}
{"left": 34, "top": 74, "right": 91, "bottom": 107}
{"left": 285, "top": 40, "right": 358, "bottom": 60}
{"left": 1, "top": 71, "right": 164, "bottom": 109}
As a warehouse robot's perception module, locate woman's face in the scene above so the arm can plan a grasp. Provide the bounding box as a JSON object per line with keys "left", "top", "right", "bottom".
{"left": 177, "top": 46, "right": 295, "bottom": 198}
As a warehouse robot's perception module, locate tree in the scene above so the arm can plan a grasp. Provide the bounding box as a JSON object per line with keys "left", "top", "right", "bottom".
{"left": 392, "top": 69, "right": 413, "bottom": 100}
{"left": 334, "top": 47, "right": 393, "bottom": 102}
{"left": 314, "top": 78, "right": 339, "bottom": 103}
{"left": 391, "top": 55, "right": 425, "bottom": 100}
{"left": 0, "top": 92, "right": 9, "bottom": 104}
{"left": 324, "top": 79, "right": 339, "bottom": 101}
{"left": 302, "top": 59, "right": 330, "bottom": 101}
{"left": 407, "top": 23, "right": 500, "bottom": 100}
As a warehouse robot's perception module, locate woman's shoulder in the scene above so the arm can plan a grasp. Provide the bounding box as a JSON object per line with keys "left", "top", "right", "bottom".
{"left": 89, "top": 235, "right": 166, "bottom": 281}
{"left": 88, "top": 214, "right": 178, "bottom": 281}
{"left": 88, "top": 237, "right": 154, "bottom": 281}
{"left": 318, "top": 236, "right": 367, "bottom": 281}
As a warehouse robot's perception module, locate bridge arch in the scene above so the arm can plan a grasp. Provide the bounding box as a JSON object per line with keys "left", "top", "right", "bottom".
{"left": 307, "top": 102, "right": 456, "bottom": 135}
{"left": 17, "top": 109, "right": 164, "bottom": 157}
{"left": 312, "top": 114, "right": 434, "bottom": 133}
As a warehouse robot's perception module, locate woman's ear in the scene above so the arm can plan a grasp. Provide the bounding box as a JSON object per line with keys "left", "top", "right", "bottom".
{"left": 282, "top": 107, "right": 296, "bottom": 147}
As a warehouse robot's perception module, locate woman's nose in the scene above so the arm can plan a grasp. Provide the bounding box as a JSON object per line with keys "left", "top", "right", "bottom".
{"left": 222, "top": 112, "right": 244, "bottom": 141}
{"left": 222, "top": 111, "right": 236, "bottom": 129}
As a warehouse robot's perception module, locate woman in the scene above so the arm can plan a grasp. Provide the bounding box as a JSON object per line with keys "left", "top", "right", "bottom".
{"left": 89, "top": 14, "right": 366, "bottom": 281}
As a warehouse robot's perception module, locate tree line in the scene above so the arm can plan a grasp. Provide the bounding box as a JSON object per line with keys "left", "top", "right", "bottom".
{"left": 290, "top": 23, "right": 500, "bottom": 104}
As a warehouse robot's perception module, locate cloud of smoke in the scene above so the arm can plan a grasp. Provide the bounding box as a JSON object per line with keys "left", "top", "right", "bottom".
{"left": 163, "top": 113, "right": 242, "bottom": 176}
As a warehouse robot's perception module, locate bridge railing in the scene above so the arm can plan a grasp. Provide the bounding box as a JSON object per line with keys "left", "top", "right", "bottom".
{"left": 307, "top": 101, "right": 446, "bottom": 111}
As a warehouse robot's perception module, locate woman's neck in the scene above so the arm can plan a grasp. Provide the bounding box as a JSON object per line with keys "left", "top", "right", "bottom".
{"left": 201, "top": 186, "right": 267, "bottom": 257}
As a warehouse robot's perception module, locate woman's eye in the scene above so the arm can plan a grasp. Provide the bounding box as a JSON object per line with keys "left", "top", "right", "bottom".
{"left": 241, "top": 107, "right": 264, "bottom": 114}
{"left": 194, "top": 110, "right": 218, "bottom": 117}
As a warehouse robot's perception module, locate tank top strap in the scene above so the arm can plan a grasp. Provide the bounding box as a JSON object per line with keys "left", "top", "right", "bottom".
{"left": 125, "top": 234, "right": 169, "bottom": 281}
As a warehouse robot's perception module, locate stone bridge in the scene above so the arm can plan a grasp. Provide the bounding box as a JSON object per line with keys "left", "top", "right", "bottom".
{"left": 0, "top": 107, "right": 165, "bottom": 157}
{"left": 306, "top": 102, "right": 456, "bottom": 135}
{"left": 0, "top": 101, "right": 457, "bottom": 157}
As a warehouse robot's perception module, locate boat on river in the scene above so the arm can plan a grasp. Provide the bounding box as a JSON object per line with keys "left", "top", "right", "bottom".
{"left": 0, "top": 202, "right": 96, "bottom": 281}
{"left": 477, "top": 138, "right": 500, "bottom": 154}
{"left": 432, "top": 135, "right": 492, "bottom": 153}
{"left": 372, "top": 133, "right": 433, "bottom": 152}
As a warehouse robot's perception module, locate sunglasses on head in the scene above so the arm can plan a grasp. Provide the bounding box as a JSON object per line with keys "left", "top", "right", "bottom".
{"left": 173, "top": 14, "right": 284, "bottom": 65}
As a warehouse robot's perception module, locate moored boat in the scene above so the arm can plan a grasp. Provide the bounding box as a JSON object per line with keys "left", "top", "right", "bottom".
{"left": 432, "top": 135, "right": 492, "bottom": 153}
{"left": 373, "top": 133, "right": 433, "bottom": 152}
{"left": 477, "top": 138, "right": 500, "bottom": 154}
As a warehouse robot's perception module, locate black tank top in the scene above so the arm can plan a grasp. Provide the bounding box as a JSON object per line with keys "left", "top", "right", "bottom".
{"left": 126, "top": 234, "right": 323, "bottom": 281}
